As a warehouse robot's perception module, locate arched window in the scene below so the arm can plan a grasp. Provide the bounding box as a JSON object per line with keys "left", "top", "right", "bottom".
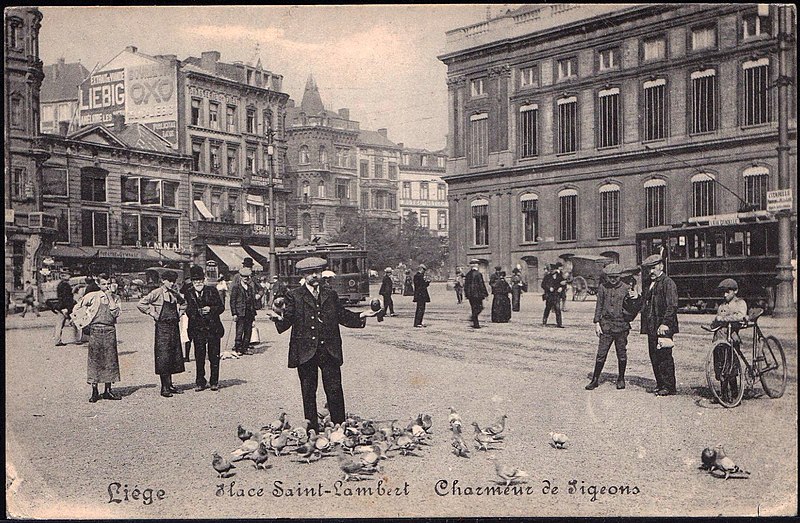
{"left": 317, "top": 180, "right": 326, "bottom": 198}
{"left": 471, "top": 198, "right": 489, "bottom": 246}
{"left": 644, "top": 179, "right": 667, "bottom": 227}
{"left": 598, "top": 183, "right": 620, "bottom": 238}
{"left": 558, "top": 188, "right": 578, "bottom": 241}
{"left": 301, "top": 180, "right": 310, "bottom": 202}
{"left": 299, "top": 145, "right": 309, "bottom": 164}
{"left": 743, "top": 166, "right": 769, "bottom": 210}
{"left": 520, "top": 193, "right": 539, "bottom": 242}
{"left": 319, "top": 145, "right": 328, "bottom": 164}
{"left": 691, "top": 172, "right": 715, "bottom": 217}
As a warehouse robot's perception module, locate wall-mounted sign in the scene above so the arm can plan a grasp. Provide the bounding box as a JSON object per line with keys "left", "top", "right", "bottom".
{"left": 79, "top": 68, "right": 125, "bottom": 125}
{"left": 126, "top": 63, "right": 178, "bottom": 145}
{"left": 767, "top": 189, "right": 793, "bottom": 212}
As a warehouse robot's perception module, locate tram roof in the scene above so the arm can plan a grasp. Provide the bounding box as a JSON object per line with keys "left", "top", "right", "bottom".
{"left": 277, "top": 242, "right": 364, "bottom": 255}
{"left": 638, "top": 210, "right": 777, "bottom": 235}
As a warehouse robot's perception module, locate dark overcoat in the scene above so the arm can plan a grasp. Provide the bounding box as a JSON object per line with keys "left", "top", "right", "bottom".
{"left": 379, "top": 275, "right": 393, "bottom": 297}
{"left": 184, "top": 284, "right": 225, "bottom": 339}
{"left": 638, "top": 273, "right": 679, "bottom": 336}
{"left": 275, "top": 285, "right": 365, "bottom": 368}
{"left": 464, "top": 269, "right": 488, "bottom": 300}
{"left": 412, "top": 272, "right": 430, "bottom": 303}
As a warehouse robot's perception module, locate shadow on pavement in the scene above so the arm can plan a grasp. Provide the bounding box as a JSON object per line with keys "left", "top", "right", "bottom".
{"left": 113, "top": 383, "right": 156, "bottom": 397}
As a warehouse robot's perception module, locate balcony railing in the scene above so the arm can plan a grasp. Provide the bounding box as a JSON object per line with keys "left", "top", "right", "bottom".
{"left": 11, "top": 211, "right": 58, "bottom": 232}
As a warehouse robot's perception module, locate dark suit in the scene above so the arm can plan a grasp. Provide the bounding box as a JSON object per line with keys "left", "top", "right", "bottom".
{"left": 185, "top": 284, "right": 225, "bottom": 387}
{"left": 464, "top": 268, "right": 488, "bottom": 328}
{"left": 229, "top": 281, "right": 257, "bottom": 354}
{"left": 541, "top": 270, "right": 566, "bottom": 326}
{"left": 274, "top": 285, "right": 365, "bottom": 428}
{"left": 637, "top": 272, "right": 679, "bottom": 393}
{"left": 412, "top": 271, "right": 430, "bottom": 327}
{"left": 379, "top": 274, "right": 394, "bottom": 315}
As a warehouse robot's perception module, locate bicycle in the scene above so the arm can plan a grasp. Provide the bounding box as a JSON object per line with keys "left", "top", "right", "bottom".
{"left": 702, "top": 308, "right": 787, "bottom": 408}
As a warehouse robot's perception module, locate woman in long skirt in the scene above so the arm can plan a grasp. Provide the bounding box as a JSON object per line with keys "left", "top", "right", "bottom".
{"left": 402, "top": 269, "right": 415, "bottom": 297}
{"left": 491, "top": 272, "right": 512, "bottom": 323}
{"left": 510, "top": 267, "right": 525, "bottom": 312}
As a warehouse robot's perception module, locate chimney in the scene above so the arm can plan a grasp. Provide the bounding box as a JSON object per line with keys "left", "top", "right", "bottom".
{"left": 378, "top": 128, "right": 388, "bottom": 138}
{"left": 125, "top": 45, "right": 138, "bottom": 54}
{"left": 338, "top": 108, "right": 350, "bottom": 120}
{"left": 111, "top": 113, "right": 126, "bottom": 132}
{"left": 58, "top": 121, "right": 70, "bottom": 137}
{"left": 201, "top": 51, "right": 221, "bottom": 72}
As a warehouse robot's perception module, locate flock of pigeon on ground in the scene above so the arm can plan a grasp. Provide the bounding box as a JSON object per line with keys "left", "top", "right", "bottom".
{"left": 212, "top": 407, "right": 747, "bottom": 483}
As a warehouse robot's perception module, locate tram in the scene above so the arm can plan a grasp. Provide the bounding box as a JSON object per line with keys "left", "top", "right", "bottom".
{"left": 636, "top": 211, "right": 786, "bottom": 313}
{"left": 276, "top": 243, "right": 369, "bottom": 304}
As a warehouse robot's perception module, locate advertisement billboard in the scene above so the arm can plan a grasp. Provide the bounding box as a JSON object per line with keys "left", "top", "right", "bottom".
{"left": 79, "top": 68, "right": 125, "bottom": 126}
{"left": 125, "top": 63, "right": 178, "bottom": 145}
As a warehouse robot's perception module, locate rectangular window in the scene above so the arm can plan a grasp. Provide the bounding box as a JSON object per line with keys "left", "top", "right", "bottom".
{"left": 743, "top": 59, "right": 770, "bottom": 126}
{"left": 121, "top": 176, "right": 140, "bottom": 203}
{"left": 10, "top": 167, "right": 26, "bottom": 198}
{"left": 375, "top": 192, "right": 386, "bottom": 210}
{"left": 191, "top": 98, "right": 201, "bottom": 126}
{"left": 210, "top": 145, "right": 221, "bottom": 174}
{"left": 470, "top": 78, "right": 485, "bottom": 97}
{"left": 691, "top": 25, "right": 717, "bottom": 51}
{"left": 42, "top": 104, "right": 55, "bottom": 124}
{"left": 522, "top": 198, "right": 538, "bottom": 242}
{"left": 643, "top": 36, "right": 666, "bottom": 61}
{"left": 191, "top": 142, "right": 203, "bottom": 171}
{"left": 438, "top": 210, "right": 447, "bottom": 230}
{"left": 246, "top": 148, "right": 256, "bottom": 174}
{"left": 360, "top": 160, "right": 369, "bottom": 177}
{"left": 557, "top": 57, "right": 577, "bottom": 80}
{"left": 468, "top": 113, "right": 488, "bottom": 166}
{"left": 80, "top": 170, "right": 106, "bottom": 202}
{"left": 42, "top": 167, "right": 68, "bottom": 196}
{"left": 81, "top": 210, "right": 108, "bottom": 246}
{"left": 598, "top": 88, "right": 620, "bottom": 148}
{"left": 598, "top": 48, "right": 619, "bottom": 71}
{"left": 419, "top": 210, "right": 429, "bottom": 228}
{"left": 388, "top": 193, "right": 397, "bottom": 210}
{"left": 557, "top": 97, "right": 578, "bottom": 154}
{"left": 599, "top": 189, "right": 620, "bottom": 239}
{"left": 437, "top": 184, "right": 446, "bottom": 200}
{"left": 420, "top": 182, "right": 429, "bottom": 200}
{"left": 518, "top": 104, "right": 539, "bottom": 158}
{"left": 227, "top": 147, "right": 238, "bottom": 176}
{"left": 743, "top": 13, "right": 771, "bottom": 39}
{"left": 744, "top": 174, "right": 768, "bottom": 210}
{"left": 336, "top": 179, "right": 350, "bottom": 199}
{"left": 437, "top": 156, "right": 446, "bottom": 168}
{"left": 388, "top": 164, "right": 398, "bottom": 180}
{"left": 162, "top": 181, "right": 178, "bottom": 208}
{"left": 559, "top": 193, "right": 577, "bottom": 241}
{"left": 374, "top": 157, "right": 384, "bottom": 178}
{"left": 402, "top": 153, "right": 410, "bottom": 165}
{"left": 162, "top": 217, "right": 179, "bottom": 245}
{"left": 421, "top": 155, "right": 428, "bottom": 166}
{"left": 192, "top": 186, "right": 206, "bottom": 221}
{"left": 361, "top": 190, "right": 369, "bottom": 209}
{"left": 226, "top": 105, "right": 237, "bottom": 132}
{"left": 121, "top": 213, "right": 139, "bottom": 246}
{"left": 402, "top": 182, "right": 411, "bottom": 199}
{"left": 211, "top": 192, "right": 222, "bottom": 221}
{"left": 693, "top": 180, "right": 715, "bottom": 217}
{"left": 141, "top": 179, "right": 161, "bottom": 205}
{"left": 519, "top": 65, "right": 539, "bottom": 88}
{"left": 54, "top": 208, "right": 70, "bottom": 244}
{"left": 472, "top": 203, "right": 489, "bottom": 246}
{"left": 643, "top": 79, "right": 667, "bottom": 141}
{"left": 645, "top": 184, "right": 667, "bottom": 228}
{"left": 246, "top": 108, "right": 256, "bottom": 133}
{"left": 209, "top": 102, "right": 219, "bottom": 129}
{"left": 691, "top": 69, "right": 717, "bottom": 134}
{"left": 141, "top": 215, "right": 159, "bottom": 244}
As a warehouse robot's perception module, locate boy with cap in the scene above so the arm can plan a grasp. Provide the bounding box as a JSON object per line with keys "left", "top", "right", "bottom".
{"left": 464, "top": 259, "right": 488, "bottom": 328}
{"left": 229, "top": 265, "right": 258, "bottom": 356}
{"left": 586, "top": 263, "right": 640, "bottom": 390}
{"left": 710, "top": 278, "right": 748, "bottom": 400}
{"left": 267, "top": 256, "right": 379, "bottom": 430}
{"left": 184, "top": 265, "right": 225, "bottom": 391}
{"left": 379, "top": 268, "right": 396, "bottom": 317}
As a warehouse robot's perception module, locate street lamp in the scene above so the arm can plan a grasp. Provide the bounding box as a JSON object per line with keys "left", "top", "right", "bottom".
{"left": 266, "top": 128, "right": 277, "bottom": 281}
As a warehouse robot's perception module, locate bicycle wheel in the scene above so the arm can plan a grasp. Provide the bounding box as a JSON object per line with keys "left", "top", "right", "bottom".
{"left": 757, "top": 335, "right": 787, "bottom": 398}
{"left": 705, "top": 343, "right": 745, "bottom": 408}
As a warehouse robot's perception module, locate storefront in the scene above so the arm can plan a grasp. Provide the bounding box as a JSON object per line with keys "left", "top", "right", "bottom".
{"left": 50, "top": 245, "right": 191, "bottom": 276}
{"left": 206, "top": 244, "right": 263, "bottom": 276}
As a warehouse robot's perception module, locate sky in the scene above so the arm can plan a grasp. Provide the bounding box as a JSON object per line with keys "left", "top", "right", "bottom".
{"left": 38, "top": 5, "right": 522, "bottom": 151}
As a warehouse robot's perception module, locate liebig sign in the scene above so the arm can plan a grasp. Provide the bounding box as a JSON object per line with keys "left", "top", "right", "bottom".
{"left": 79, "top": 68, "right": 125, "bottom": 125}
{"left": 767, "top": 189, "right": 793, "bottom": 212}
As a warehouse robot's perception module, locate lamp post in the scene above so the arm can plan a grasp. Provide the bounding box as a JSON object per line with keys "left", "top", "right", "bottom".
{"left": 266, "top": 128, "right": 277, "bottom": 281}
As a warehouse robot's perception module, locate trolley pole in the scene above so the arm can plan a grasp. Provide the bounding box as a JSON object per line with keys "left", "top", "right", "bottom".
{"left": 267, "top": 128, "right": 277, "bottom": 282}
{"left": 773, "top": 4, "right": 796, "bottom": 317}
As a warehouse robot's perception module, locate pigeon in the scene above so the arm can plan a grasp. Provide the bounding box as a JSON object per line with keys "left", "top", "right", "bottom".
{"left": 472, "top": 421, "right": 504, "bottom": 439}
{"left": 318, "top": 403, "right": 330, "bottom": 423}
{"left": 237, "top": 424, "right": 253, "bottom": 442}
{"left": 246, "top": 441, "right": 270, "bottom": 470}
{"left": 360, "top": 420, "right": 376, "bottom": 437}
{"left": 394, "top": 433, "right": 418, "bottom": 455}
{"left": 291, "top": 425, "right": 308, "bottom": 444}
{"left": 329, "top": 424, "right": 346, "bottom": 446}
{"left": 411, "top": 424, "right": 427, "bottom": 440}
{"left": 451, "top": 423, "right": 470, "bottom": 458}
{"left": 295, "top": 429, "right": 319, "bottom": 461}
{"left": 341, "top": 435, "right": 358, "bottom": 455}
{"left": 485, "top": 415, "right": 508, "bottom": 437}
{"left": 550, "top": 432, "right": 569, "bottom": 449}
{"left": 712, "top": 445, "right": 750, "bottom": 479}
{"left": 338, "top": 450, "right": 375, "bottom": 481}
{"left": 268, "top": 430, "right": 291, "bottom": 456}
{"left": 212, "top": 452, "right": 236, "bottom": 477}
{"left": 419, "top": 413, "right": 433, "bottom": 433}
{"left": 489, "top": 455, "right": 529, "bottom": 486}
{"left": 473, "top": 422, "right": 503, "bottom": 451}
{"left": 448, "top": 407, "right": 463, "bottom": 427}
{"left": 265, "top": 412, "right": 287, "bottom": 434}
{"left": 360, "top": 444, "right": 383, "bottom": 468}
{"left": 231, "top": 434, "right": 262, "bottom": 461}
{"left": 315, "top": 430, "right": 332, "bottom": 453}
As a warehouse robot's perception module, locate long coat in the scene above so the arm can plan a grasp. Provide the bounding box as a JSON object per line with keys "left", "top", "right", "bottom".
{"left": 274, "top": 285, "right": 366, "bottom": 368}
{"left": 379, "top": 275, "right": 393, "bottom": 297}
{"left": 412, "top": 272, "right": 430, "bottom": 303}
{"left": 184, "top": 284, "right": 225, "bottom": 340}
{"left": 464, "top": 269, "right": 488, "bottom": 300}
{"left": 229, "top": 282, "right": 257, "bottom": 319}
{"left": 638, "top": 273, "right": 679, "bottom": 336}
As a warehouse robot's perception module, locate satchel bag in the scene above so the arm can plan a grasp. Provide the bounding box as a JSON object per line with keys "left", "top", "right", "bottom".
{"left": 250, "top": 325, "right": 260, "bottom": 345}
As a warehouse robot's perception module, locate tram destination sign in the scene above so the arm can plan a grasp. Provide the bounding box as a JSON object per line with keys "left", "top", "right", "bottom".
{"left": 767, "top": 189, "right": 793, "bottom": 212}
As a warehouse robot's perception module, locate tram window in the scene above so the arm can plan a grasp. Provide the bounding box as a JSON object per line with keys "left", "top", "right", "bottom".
{"left": 669, "top": 235, "right": 687, "bottom": 259}
{"left": 688, "top": 233, "right": 701, "bottom": 258}
{"left": 727, "top": 231, "right": 744, "bottom": 257}
{"left": 713, "top": 233, "right": 725, "bottom": 257}
{"left": 340, "top": 258, "right": 358, "bottom": 274}
{"left": 651, "top": 238, "right": 663, "bottom": 257}
{"left": 748, "top": 229, "right": 767, "bottom": 256}
{"left": 765, "top": 225, "right": 778, "bottom": 256}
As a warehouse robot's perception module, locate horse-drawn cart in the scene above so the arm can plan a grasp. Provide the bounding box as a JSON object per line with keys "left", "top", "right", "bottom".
{"left": 569, "top": 255, "right": 612, "bottom": 301}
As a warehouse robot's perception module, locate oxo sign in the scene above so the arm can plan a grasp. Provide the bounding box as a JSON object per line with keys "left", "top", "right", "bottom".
{"left": 129, "top": 77, "right": 174, "bottom": 105}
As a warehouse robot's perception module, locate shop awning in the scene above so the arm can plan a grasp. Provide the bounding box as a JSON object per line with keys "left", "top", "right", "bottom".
{"left": 246, "top": 195, "right": 265, "bottom": 206}
{"left": 50, "top": 245, "right": 96, "bottom": 258}
{"left": 194, "top": 200, "right": 215, "bottom": 220}
{"left": 207, "top": 244, "right": 263, "bottom": 272}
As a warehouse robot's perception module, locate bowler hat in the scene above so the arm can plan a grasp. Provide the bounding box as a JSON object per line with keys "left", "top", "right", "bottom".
{"left": 603, "top": 263, "right": 623, "bottom": 276}
{"left": 494, "top": 265, "right": 502, "bottom": 271}
{"left": 242, "top": 257, "right": 254, "bottom": 268}
{"left": 418, "top": 264, "right": 427, "bottom": 271}
{"left": 162, "top": 270, "right": 179, "bottom": 283}
{"left": 189, "top": 265, "right": 205, "bottom": 280}
{"left": 717, "top": 278, "right": 738, "bottom": 291}
{"left": 295, "top": 256, "right": 327, "bottom": 273}
{"left": 642, "top": 254, "right": 663, "bottom": 267}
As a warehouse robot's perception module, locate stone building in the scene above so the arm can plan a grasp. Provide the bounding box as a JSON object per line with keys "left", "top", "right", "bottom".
{"left": 357, "top": 128, "right": 401, "bottom": 226}
{"left": 440, "top": 4, "right": 797, "bottom": 285}
{"left": 4, "top": 7, "right": 58, "bottom": 301}
{"left": 40, "top": 58, "right": 89, "bottom": 135}
{"left": 285, "top": 75, "right": 361, "bottom": 241}
{"left": 398, "top": 146, "right": 449, "bottom": 237}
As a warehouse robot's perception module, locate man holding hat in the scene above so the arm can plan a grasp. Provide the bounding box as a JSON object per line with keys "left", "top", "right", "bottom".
{"left": 636, "top": 253, "right": 679, "bottom": 396}
{"left": 413, "top": 264, "right": 431, "bottom": 327}
{"left": 229, "top": 264, "right": 258, "bottom": 356}
{"left": 464, "top": 259, "right": 488, "bottom": 329}
{"left": 268, "top": 256, "right": 379, "bottom": 431}
{"left": 586, "top": 263, "right": 640, "bottom": 390}
{"left": 379, "top": 268, "right": 396, "bottom": 317}
{"left": 184, "top": 265, "right": 225, "bottom": 391}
